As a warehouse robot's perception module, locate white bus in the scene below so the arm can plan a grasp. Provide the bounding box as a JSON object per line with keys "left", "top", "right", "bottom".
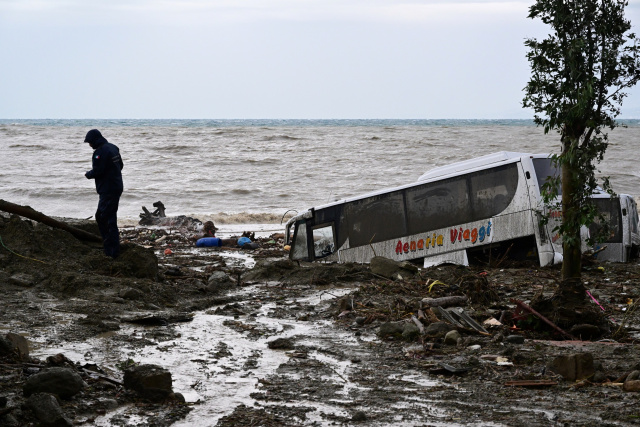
{"left": 285, "top": 151, "right": 640, "bottom": 267}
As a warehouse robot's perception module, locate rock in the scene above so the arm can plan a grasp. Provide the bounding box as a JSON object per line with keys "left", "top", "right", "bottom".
{"left": 0, "top": 336, "right": 19, "bottom": 361}
{"left": 444, "top": 330, "right": 461, "bottom": 345}
{"left": 402, "top": 323, "right": 420, "bottom": 341}
{"left": 207, "top": 271, "right": 234, "bottom": 293}
{"left": 569, "top": 324, "right": 602, "bottom": 340}
{"left": 547, "top": 353, "right": 595, "bottom": 382}
{"left": 351, "top": 411, "right": 367, "bottom": 422}
{"left": 592, "top": 371, "right": 607, "bottom": 383}
{"left": 23, "top": 367, "right": 86, "bottom": 399}
{"left": 425, "top": 321, "right": 456, "bottom": 337}
{"left": 170, "top": 392, "right": 186, "bottom": 403}
{"left": 9, "top": 273, "right": 34, "bottom": 287}
{"left": 623, "top": 380, "right": 640, "bottom": 392}
{"left": 97, "top": 398, "right": 119, "bottom": 409}
{"left": 123, "top": 364, "right": 173, "bottom": 402}
{"left": 505, "top": 335, "right": 525, "bottom": 344}
{"left": 119, "top": 287, "right": 144, "bottom": 300}
{"left": 627, "top": 370, "right": 640, "bottom": 382}
{"left": 46, "top": 354, "right": 73, "bottom": 366}
{"left": 378, "top": 322, "right": 404, "bottom": 339}
{"left": 267, "top": 338, "right": 295, "bottom": 350}
{"left": 0, "top": 414, "right": 19, "bottom": 427}
{"left": 354, "top": 317, "right": 366, "bottom": 326}
{"left": 337, "top": 297, "right": 352, "bottom": 313}
{"left": 97, "top": 320, "right": 121, "bottom": 331}
{"left": 26, "top": 392, "right": 73, "bottom": 427}
{"left": 5, "top": 333, "right": 29, "bottom": 359}
{"left": 369, "top": 256, "right": 418, "bottom": 280}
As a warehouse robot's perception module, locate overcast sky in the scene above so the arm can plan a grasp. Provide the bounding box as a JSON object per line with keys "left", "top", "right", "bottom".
{"left": 1, "top": 0, "right": 639, "bottom": 119}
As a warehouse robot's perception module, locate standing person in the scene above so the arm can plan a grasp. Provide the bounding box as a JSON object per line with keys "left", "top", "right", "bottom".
{"left": 84, "top": 129, "right": 124, "bottom": 258}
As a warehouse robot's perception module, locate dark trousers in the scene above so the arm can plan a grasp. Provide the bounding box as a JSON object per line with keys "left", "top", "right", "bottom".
{"left": 96, "top": 193, "right": 121, "bottom": 258}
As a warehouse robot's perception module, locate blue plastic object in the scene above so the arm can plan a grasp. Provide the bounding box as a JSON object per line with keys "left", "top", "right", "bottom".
{"left": 237, "top": 237, "right": 252, "bottom": 247}
{"left": 196, "top": 237, "right": 222, "bottom": 247}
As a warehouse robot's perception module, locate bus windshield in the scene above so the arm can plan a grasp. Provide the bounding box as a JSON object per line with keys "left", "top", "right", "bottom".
{"left": 532, "top": 158, "right": 561, "bottom": 195}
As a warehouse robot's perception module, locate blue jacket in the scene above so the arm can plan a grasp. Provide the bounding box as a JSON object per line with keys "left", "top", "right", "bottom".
{"left": 86, "top": 141, "right": 124, "bottom": 195}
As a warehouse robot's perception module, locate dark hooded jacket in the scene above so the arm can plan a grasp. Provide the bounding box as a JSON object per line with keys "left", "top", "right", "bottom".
{"left": 85, "top": 130, "right": 124, "bottom": 195}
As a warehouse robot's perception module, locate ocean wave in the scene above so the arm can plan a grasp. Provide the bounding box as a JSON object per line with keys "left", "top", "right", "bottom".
{"left": 262, "top": 134, "right": 302, "bottom": 141}
{"left": 9, "top": 144, "right": 48, "bottom": 149}
{"left": 244, "top": 158, "right": 279, "bottom": 164}
{"left": 230, "top": 189, "right": 254, "bottom": 195}
{"left": 201, "top": 211, "right": 297, "bottom": 224}
{"left": 154, "top": 144, "right": 195, "bottom": 152}
{"left": 118, "top": 211, "right": 297, "bottom": 228}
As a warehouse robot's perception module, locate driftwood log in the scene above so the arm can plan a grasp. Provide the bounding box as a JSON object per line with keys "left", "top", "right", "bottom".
{"left": 0, "top": 199, "right": 102, "bottom": 243}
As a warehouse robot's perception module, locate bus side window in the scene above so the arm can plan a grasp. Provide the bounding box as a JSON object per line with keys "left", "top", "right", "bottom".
{"left": 312, "top": 225, "right": 335, "bottom": 258}
{"left": 469, "top": 164, "right": 518, "bottom": 219}
{"left": 405, "top": 176, "right": 471, "bottom": 234}
{"left": 291, "top": 221, "right": 309, "bottom": 260}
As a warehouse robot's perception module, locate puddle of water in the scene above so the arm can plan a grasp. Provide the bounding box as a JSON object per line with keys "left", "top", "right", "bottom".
{"left": 28, "top": 287, "right": 363, "bottom": 425}
{"left": 165, "top": 247, "right": 256, "bottom": 269}
{"left": 389, "top": 373, "right": 440, "bottom": 388}
{"left": 28, "top": 285, "right": 456, "bottom": 426}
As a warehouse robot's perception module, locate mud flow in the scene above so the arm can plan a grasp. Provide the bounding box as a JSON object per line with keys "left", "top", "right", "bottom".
{"left": 2, "top": 214, "right": 640, "bottom": 426}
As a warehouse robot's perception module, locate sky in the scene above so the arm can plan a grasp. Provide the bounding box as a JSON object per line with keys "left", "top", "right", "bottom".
{"left": 1, "top": 0, "right": 640, "bottom": 119}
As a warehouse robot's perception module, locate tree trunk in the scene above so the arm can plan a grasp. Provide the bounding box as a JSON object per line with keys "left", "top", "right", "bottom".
{"left": 560, "top": 152, "right": 586, "bottom": 303}
{"left": 0, "top": 199, "right": 102, "bottom": 243}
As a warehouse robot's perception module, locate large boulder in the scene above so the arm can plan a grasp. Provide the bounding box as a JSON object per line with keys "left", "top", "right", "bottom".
{"left": 425, "top": 321, "right": 456, "bottom": 338}
{"left": 123, "top": 364, "right": 173, "bottom": 401}
{"left": 378, "top": 322, "right": 405, "bottom": 339}
{"left": 23, "top": 367, "right": 86, "bottom": 399}
{"left": 548, "top": 353, "right": 595, "bottom": 381}
{"left": 402, "top": 323, "right": 421, "bottom": 341}
{"left": 27, "top": 393, "right": 73, "bottom": 427}
{"left": 5, "top": 333, "right": 29, "bottom": 359}
{"left": 207, "top": 271, "right": 234, "bottom": 293}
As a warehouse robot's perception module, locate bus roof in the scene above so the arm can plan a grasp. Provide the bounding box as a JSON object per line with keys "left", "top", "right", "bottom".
{"left": 307, "top": 151, "right": 549, "bottom": 212}
{"left": 417, "top": 151, "right": 549, "bottom": 182}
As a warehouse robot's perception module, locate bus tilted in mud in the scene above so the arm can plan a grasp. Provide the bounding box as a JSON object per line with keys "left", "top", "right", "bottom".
{"left": 285, "top": 151, "right": 640, "bottom": 267}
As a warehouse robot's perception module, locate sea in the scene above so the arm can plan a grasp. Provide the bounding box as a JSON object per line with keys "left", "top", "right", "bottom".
{"left": 2, "top": 119, "right": 639, "bottom": 234}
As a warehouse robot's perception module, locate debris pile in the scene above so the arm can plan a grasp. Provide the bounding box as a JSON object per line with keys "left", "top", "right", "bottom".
{"left": 2, "top": 205, "right": 640, "bottom": 425}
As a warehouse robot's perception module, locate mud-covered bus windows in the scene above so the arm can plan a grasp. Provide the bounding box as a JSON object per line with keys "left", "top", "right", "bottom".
{"left": 312, "top": 225, "right": 335, "bottom": 258}
{"left": 291, "top": 221, "right": 309, "bottom": 260}
{"left": 469, "top": 164, "right": 518, "bottom": 219}
{"left": 346, "top": 193, "right": 407, "bottom": 247}
{"left": 405, "top": 176, "right": 471, "bottom": 234}
{"left": 589, "top": 198, "right": 623, "bottom": 243}
{"left": 532, "top": 158, "right": 561, "bottom": 195}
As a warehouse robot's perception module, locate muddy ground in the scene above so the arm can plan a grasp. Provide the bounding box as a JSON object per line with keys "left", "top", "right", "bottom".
{"left": 1, "top": 212, "right": 640, "bottom": 426}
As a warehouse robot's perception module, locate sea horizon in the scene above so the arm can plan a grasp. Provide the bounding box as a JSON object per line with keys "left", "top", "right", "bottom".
{"left": 3, "top": 119, "right": 639, "bottom": 225}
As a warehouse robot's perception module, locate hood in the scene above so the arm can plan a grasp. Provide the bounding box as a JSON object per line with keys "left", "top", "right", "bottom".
{"left": 84, "top": 129, "right": 108, "bottom": 146}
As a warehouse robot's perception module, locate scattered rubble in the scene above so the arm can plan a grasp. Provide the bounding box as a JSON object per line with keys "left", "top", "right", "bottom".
{"left": 2, "top": 211, "right": 640, "bottom": 425}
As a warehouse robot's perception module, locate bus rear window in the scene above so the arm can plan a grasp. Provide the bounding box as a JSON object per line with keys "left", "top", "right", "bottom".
{"left": 589, "top": 198, "right": 622, "bottom": 243}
